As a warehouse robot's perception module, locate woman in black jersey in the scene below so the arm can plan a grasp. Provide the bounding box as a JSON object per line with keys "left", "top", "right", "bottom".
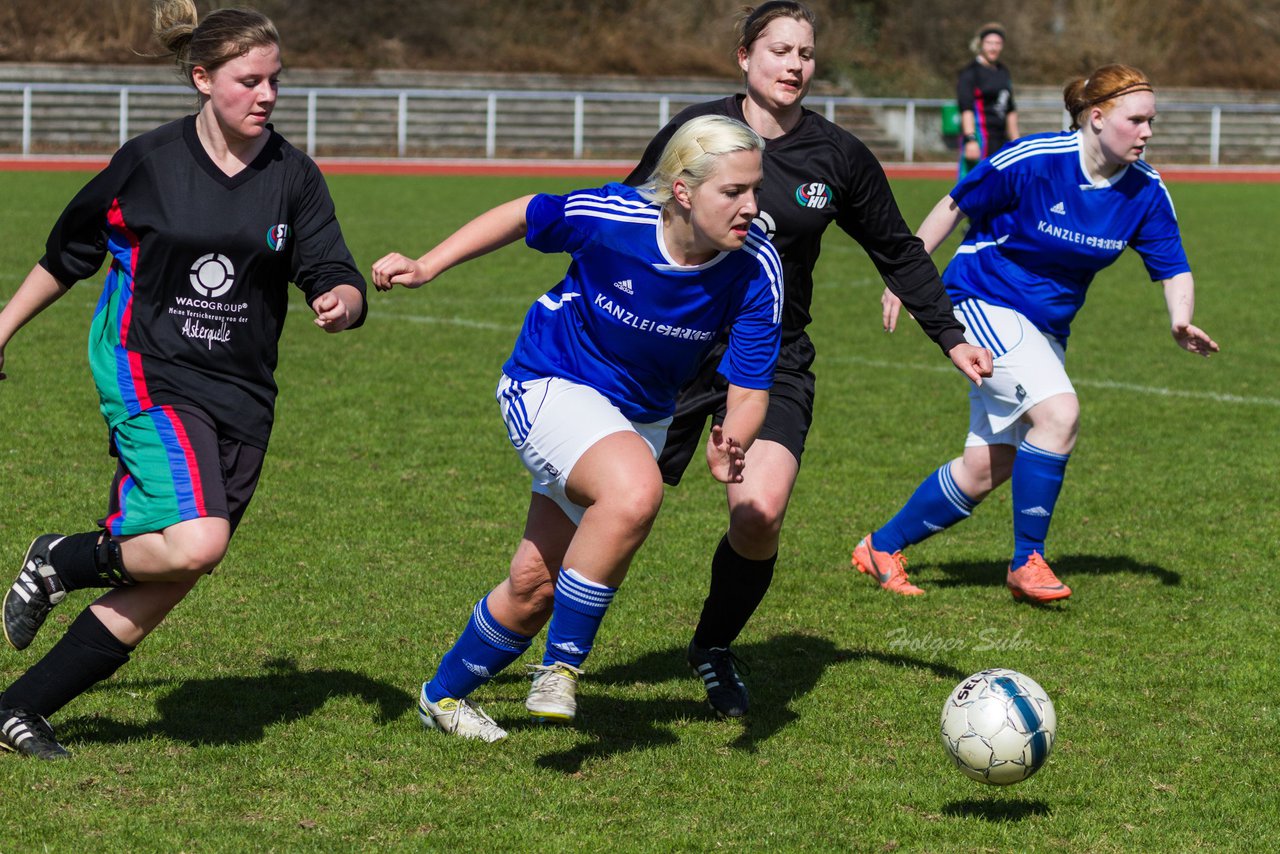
{"left": 0, "top": 1, "right": 365, "bottom": 759}
{"left": 956, "top": 22, "right": 1020, "bottom": 176}
{"left": 622, "top": 0, "right": 991, "bottom": 718}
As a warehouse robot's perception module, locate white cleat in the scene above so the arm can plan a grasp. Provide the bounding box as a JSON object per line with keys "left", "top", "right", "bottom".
{"left": 525, "top": 662, "right": 583, "bottom": 722}
{"left": 417, "top": 684, "right": 507, "bottom": 743}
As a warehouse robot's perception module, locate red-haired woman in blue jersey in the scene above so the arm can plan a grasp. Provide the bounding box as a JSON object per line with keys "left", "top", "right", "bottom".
{"left": 856, "top": 65, "right": 1218, "bottom": 603}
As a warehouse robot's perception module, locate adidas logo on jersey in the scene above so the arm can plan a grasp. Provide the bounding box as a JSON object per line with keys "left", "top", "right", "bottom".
{"left": 1049, "top": 201, "right": 1066, "bottom": 215}
{"left": 1020, "top": 506, "right": 1052, "bottom": 517}
{"left": 612, "top": 279, "right": 634, "bottom": 294}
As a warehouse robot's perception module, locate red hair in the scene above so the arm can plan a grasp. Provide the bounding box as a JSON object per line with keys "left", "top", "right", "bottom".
{"left": 1063, "top": 65, "right": 1153, "bottom": 131}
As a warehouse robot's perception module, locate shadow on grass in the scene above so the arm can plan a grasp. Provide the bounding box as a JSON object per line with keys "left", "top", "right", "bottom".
{"left": 532, "top": 632, "right": 969, "bottom": 774}
{"left": 941, "top": 797, "right": 1051, "bottom": 821}
{"left": 60, "top": 657, "right": 406, "bottom": 747}
{"left": 927, "top": 553, "right": 1181, "bottom": 590}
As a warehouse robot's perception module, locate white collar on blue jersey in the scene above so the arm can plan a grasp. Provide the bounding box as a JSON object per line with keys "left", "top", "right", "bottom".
{"left": 1075, "top": 130, "right": 1132, "bottom": 191}
{"left": 654, "top": 215, "right": 730, "bottom": 270}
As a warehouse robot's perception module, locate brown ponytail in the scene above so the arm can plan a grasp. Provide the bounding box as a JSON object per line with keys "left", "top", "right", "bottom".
{"left": 151, "top": 1, "right": 280, "bottom": 89}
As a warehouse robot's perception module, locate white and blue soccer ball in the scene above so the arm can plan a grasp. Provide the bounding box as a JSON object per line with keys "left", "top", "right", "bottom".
{"left": 940, "top": 668, "right": 1056, "bottom": 785}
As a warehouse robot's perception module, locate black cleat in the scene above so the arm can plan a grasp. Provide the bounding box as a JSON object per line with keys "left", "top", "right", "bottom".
{"left": 687, "top": 641, "right": 750, "bottom": 718}
{"left": 4, "top": 534, "right": 67, "bottom": 651}
{"left": 0, "top": 708, "right": 71, "bottom": 760}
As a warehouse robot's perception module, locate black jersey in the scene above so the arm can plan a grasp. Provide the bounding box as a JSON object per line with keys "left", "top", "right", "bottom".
{"left": 625, "top": 95, "right": 965, "bottom": 372}
{"left": 40, "top": 115, "right": 365, "bottom": 448}
{"left": 957, "top": 59, "right": 1017, "bottom": 156}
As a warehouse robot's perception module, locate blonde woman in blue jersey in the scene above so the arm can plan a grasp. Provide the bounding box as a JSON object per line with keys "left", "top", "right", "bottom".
{"left": 854, "top": 64, "right": 1218, "bottom": 603}
{"left": 372, "top": 115, "right": 783, "bottom": 742}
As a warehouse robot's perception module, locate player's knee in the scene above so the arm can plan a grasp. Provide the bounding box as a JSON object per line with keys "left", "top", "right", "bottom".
{"left": 1033, "top": 396, "right": 1080, "bottom": 445}
{"left": 602, "top": 473, "right": 665, "bottom": 537}
{"left": 728, "top": 495, "right": 786, "bottom": 545}
{"left": 1034, "top": 414, "right": 1075, "bottom": 453}
{"left": 1048, "top": 407, "right": 1080, "bottom": 441}
{"left": 175, "top": 542, "right": 227, "bottom": 576}
{"left": 630, "top": 478, "right": 666, "bottom": 531}
{"left": 168, "top": 523, "right": 230, "bottom": 575}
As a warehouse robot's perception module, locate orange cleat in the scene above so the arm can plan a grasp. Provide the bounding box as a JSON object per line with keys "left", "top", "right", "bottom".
{"left": 1007, "top": 552, "right": 1072, "bottom": 604}
{"left": 852, "top": 535, "right": 924, "bottom": 596}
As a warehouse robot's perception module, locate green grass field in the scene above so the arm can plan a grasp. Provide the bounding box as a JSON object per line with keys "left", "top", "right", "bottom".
{"left": 0, "top": 169, "right": 1276, "bottom": 851}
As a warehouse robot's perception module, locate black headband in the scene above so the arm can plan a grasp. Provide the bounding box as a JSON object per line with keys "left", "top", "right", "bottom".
{"left": 1085, "top": 81, "right": 1154, "bottom": 108}
{"left": 978, "top": 27, "right": 1004, "bottom": 40}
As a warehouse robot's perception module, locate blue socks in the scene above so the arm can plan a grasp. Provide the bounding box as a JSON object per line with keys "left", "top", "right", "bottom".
{"left": 424, "top": 568, "right": 619, "bottom": 702}
{"left": 871, "top": 442, "right": 1071, "bottom": 569}
{"left": 1011, "top": 440, "right": 1071, "bottom": 569}
{"left": 425, "top": 597, "right": 531, "bottom": 703}
{"left": 873, "top": 463, "right": 977, "bottom": 553}
{"left": 543, "top": 568, "right": 617, "bottom": 668}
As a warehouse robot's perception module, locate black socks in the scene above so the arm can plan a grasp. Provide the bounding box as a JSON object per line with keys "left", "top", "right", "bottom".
{"left": 49, "top": 532, "right": 137, "bottom": 592}
{"left": 691, "top": 534, "right": 777, "bottom": 650}
{"left": 0, "top": 608, "right": 135, "bottom": 718}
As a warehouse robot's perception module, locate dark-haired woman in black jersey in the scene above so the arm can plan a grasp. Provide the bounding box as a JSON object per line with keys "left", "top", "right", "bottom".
{"left": 623, "top": 0, "right": 991, "bottom": 718}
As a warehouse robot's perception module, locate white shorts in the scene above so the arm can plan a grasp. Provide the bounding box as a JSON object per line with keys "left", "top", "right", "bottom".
{"left": 496, "top": 374, "right": 670, "bottom": 525}
{"left": 954, "top": 299, "right": 1076, "bottom": 448}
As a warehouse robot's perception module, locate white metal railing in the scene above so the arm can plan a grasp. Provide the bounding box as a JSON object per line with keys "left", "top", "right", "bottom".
{"left": 3, "top": 81, "right": 1280, "bottom": 166}
{"left": 835, "top": 94, "right": 1280, "bottom": 167}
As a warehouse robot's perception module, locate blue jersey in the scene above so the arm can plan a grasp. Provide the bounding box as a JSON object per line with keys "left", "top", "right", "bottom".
{"left": 943, "top": 131, "right": 1190, "bottom": 342}
{"left": 503, "top": 183, "right": 783, "bottom": 422}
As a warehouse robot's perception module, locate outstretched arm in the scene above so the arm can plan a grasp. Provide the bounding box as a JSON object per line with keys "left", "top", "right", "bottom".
{"left": 370, "top": 195, "right": 535, "bottom": 291}
{"left": 1163, "top": 271, "right": 1219, "bottom": 356}
{"left": 882, "top": 194, "right": 967, "bottom": 333}
{"left": 706, "top": 385, "right": 769, "bottom": 484}
{"left": 877, "top": 193, "right": 991, "bottom": 383}
{"left": 917, "top": 194, "right": 966, "bottom": 258}
{"left": 0, "top": 264, "right": 70, "bottom": 381}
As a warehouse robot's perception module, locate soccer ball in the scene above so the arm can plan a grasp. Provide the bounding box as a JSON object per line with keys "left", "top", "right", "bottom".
{"left": 940, "top": 668, "right": 1056, "bottom": 785}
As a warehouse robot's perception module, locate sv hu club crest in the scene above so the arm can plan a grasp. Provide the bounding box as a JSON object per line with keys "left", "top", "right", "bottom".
{"left": 267, "top": 223, "right": 291, "bottom": 251}
{"left": 794, "top": 182, "right": 832, "bottom": 209}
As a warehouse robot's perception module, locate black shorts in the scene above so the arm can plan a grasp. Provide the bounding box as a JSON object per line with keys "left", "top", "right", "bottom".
{"left": 100, "top": 404, "right": 267, "bottom": 536}
{"left": 658, "top": 362, "right": 816, "bottom": 487}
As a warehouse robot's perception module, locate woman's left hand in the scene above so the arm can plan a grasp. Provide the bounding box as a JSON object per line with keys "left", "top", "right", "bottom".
{"left": 312, "top": 287, "right": 358, "bottom": 332}
{"left": 706, "top": 425, "right": 746, "bottom": 484}
{"left": 949, "top": 342, "right": 994, "bottom": 385}
{"left": 881, "top": 288, "right": 905, "bottom": 332}
{"left": 1172, "top": 322, "right": 1219, "bottom": 357}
